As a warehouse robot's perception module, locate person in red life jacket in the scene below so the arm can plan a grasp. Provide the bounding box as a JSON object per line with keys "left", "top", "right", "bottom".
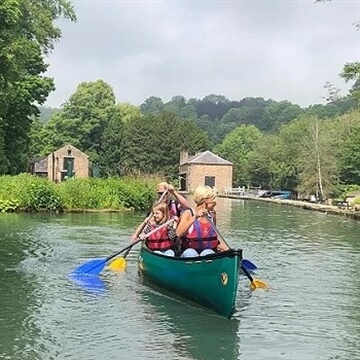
{"left": 176, "top": 185, "right": 229, "bottom": 257}
{"left": 140, "top": 202, "right": 178, "bottom": 256}
{"left": 131, "top": 182, "right": 188, "bottom": 241}
{"left": 155, "top": 182, "right": 189, "bottom": 218}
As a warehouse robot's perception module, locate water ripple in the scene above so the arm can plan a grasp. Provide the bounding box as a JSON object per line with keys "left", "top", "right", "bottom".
{"left": 0, "top": 206, "right": 359, "bottom": 360}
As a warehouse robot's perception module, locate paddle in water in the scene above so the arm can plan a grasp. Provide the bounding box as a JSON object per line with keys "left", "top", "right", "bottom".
{"left": 71, "top": 219, "right": 174, "bottom": 276}
{"left": 107, "top": 246, "right": 131, "bottom": 271}
{"left": 204, "top": 213, "right": 269, "bottom": 290}
{"left": 242, "top": 258, "right": 257, "bottom": 272}
{"left": 241, "top": 263, "right": 269, "bottom": 290}
{"left": 108, "top": 189, "right": 170, "bottom": 271}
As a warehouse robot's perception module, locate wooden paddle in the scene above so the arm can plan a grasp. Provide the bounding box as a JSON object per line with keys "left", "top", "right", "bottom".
{"left": 71, "top": 219, "right": 174, "bottom": 276}
{"left": 205, "top": 214, "right": 269, "bottom": 290}
{"left": 108, "top": 189, "right": 170, "bottom": 271}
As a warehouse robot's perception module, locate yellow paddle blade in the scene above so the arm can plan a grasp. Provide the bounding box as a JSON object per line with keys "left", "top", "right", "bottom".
{"left": 250, "top": 279, "right": 269, "bottom": 291}
{"left": 108, "top": 257, "right": 127, "bottom": 271}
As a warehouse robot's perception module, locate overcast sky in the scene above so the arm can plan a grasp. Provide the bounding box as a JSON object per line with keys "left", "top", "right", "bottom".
{"left": 44, "top": 0, "right": 360, "bottom": 109}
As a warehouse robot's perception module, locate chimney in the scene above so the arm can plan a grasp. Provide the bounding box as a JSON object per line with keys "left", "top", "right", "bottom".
{"left": 180, "top": 150, "right": 188, "bottom": 165}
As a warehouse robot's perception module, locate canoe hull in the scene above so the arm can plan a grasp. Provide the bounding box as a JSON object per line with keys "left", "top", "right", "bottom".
{"left": 138, "top": 248, "right": 242, "bottom": 318}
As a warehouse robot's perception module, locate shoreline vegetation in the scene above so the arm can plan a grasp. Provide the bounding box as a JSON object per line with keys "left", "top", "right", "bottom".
{"left": 0, "top": 174, "right": 359, "bottom": 221}
{"left": 0, "top": 174, "right": 160, "bottom": 214}
{"left": 221, "top": 194, "right": 360, "bottom": 221}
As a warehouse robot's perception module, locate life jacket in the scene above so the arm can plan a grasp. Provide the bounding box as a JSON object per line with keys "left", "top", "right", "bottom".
{"left": 168, "top": 200, "right": 180, "bottom": 218}
{"left": 184, "top": 217, "right": 219, "bottom": 252}
{"left": 146, "top": 223, "right": 173, "bottom": 251}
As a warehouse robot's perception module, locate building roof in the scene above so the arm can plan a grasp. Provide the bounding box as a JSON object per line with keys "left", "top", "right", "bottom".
{"left": 181, "top": 150, "right": 232, "bottom": 166}
{"left": 55, "top": 144, "right": 89, "bottom": 158}
{"left": 29, "top": 156, "right": 47, "bottom": 164}
{"left": 30, "top": 156, "right": 48, "bottom": 172}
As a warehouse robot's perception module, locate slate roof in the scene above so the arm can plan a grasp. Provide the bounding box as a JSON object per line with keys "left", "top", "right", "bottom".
{"left": 181, "top": 150, "right": 232, "bottom": 166}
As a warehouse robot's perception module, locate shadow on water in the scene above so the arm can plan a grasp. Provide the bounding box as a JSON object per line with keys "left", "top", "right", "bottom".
{"left": 138, "top": 276, "right": 241, "bottom": 360}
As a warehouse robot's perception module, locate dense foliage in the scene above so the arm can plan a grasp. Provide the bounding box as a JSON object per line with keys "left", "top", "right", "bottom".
{"left": 0, "top": 174, "right": 159, "bottom": 212}
{"left": 0, "top": 0, "right": 76, "bottom": 175}
{"left": 0, "top": 0, "right": 358, "bottom": 206}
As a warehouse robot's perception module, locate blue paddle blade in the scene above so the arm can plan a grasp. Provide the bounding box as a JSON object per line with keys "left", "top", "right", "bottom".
{"left": 242, "top": 259, "right": 257, "bottom": 271}
{"left": 71, "top": 258, "right": 107, "bottom": 276}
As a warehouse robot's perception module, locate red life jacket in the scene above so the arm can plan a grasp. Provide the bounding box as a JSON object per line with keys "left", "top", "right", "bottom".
{"left": 168, "top": 200, "right": 179, "bottom": 218}
{"left": 146, "top": 223, "right": 173, "bottom": 251}
{"left": 184, "top": 219, "right": 219, "bottom": 252}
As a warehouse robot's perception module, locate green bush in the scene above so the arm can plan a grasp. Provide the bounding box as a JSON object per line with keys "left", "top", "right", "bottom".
{"left": 0, "top": 174, "right": 62, "bottom": 212}
{"left": 333, "top": 184, "right": 360, "bottom": 201}
{"left": 25, "top": 183, "right": 63, "bottom": 212}
{"left": 0, "top": 174, "right": 161, "bottom": 212}
{"left": 57, "top": 177, "right": 158, "bottom": 211}
{"left": 0, "top": 199, "right": 20, "bottom": 213}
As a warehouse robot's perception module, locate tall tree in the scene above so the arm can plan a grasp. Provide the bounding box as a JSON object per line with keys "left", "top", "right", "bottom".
{"left": 335, "top": 110, "right": 360, "bottom": 184}
{"left": 0, "top": 0, "right": 76, "bottom": 174}
{"left": 41, "top": 80, "right": 118, "bottom": 161}
{"left": 214, "top": 125, "right": 263, "bottom": 186}
{"left": 122, "top": 111, "right": 209, "bottom": 176}
{"left": 98, "top": 109, "right": 126, "bottom": 177}
{"left": 140, "top": 96, "right": 165, "bottom": 115}
{"left": 341, "top": 63, "right": 360, "bottom": 105}
{"left": 296, "top": 116, "right": 338, "bottom": 199}
{"left": 115, "top": 103, "right": 142, "bottom": 123}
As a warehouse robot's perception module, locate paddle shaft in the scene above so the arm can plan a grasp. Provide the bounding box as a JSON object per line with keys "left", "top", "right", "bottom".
{"left": 106, "top": 218, "right": 174, "bottom": 262}
{"left": 134, "top": 189, "right": 169, "bottom": 238}
{"left": 80, "top": 219, "right": 174, "bottom": 275}
{"left": 205, "top": 213, "right": 257, "bottom": 271}
{"left": 205, "top": 213, "right": 269, "bottom": 290}
{"left": 241, "top": 263, "right": 255, "bottom": 283}
{"left": 108, "top": 190, "right": 168, "bottom": 268}
{"left": 205, "top": 213, "right": 231, "bottom": 249}
{"left": 205, "top": 213, "right": 253, "bottom": 283}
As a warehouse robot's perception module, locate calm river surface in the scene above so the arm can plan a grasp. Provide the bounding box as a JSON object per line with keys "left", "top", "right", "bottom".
{"left": 0, "top": 198, "right": 359, "bottom": 360}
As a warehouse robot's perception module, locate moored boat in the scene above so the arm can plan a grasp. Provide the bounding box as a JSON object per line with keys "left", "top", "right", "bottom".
{"left": 138, "top": 247, "right": 243, "bottom": 318}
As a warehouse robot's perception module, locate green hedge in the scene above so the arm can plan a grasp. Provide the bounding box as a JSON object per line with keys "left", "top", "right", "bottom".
{"left": 0, "top": 174, "right": 160, "bottom": 213}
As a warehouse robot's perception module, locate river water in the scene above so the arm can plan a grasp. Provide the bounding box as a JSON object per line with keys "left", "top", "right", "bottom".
{"left": 0, "top": 198, "right": 359, "bottom": 360}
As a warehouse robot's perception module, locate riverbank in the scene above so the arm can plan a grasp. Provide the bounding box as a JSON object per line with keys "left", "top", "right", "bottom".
{"left": 220, "top": 195, "right": 360, "bottom": 221}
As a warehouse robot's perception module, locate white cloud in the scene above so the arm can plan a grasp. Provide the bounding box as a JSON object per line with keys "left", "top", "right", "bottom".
{"left": 44, "top": 0, "right": 360, "bottom": 108}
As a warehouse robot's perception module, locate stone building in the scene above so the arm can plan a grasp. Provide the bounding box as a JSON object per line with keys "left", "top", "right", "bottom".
{"left": 179, "top": 150, "right": 233, "bottom": 193}
{"left": 29, "top": 144, "right": 90, "bottom": 182}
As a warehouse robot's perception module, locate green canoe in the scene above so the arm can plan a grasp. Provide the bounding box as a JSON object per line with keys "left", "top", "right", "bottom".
{"left": 138, "top": 247, "right": 243, "bottom": 318}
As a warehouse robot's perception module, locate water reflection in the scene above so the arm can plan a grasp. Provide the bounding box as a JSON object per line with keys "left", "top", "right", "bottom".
{"left": 1, "top": 207, "right": 359, "bottom": 360}
{"left": 68, "top": 274, "right": 106, "bottom": 295}
{"left": 0, "top": 215, "right": 45, "bottom": 360}
{"left": 139, "top": 279, "right": 240, "bottom": 360}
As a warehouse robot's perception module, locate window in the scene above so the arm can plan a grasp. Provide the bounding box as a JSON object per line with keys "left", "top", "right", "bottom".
{"left": 63, "top": 157, "right": 75, "bottom": 178}
{"left": 205, "top": 176, "right": 215, "bottom": 187}
{"left": 63, "top": 157, "right": 74, "bottom": 171}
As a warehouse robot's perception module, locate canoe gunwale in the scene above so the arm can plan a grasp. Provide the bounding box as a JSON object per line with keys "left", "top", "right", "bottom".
{"left": 140, "top": 247, "right": 243, "bottom": 262}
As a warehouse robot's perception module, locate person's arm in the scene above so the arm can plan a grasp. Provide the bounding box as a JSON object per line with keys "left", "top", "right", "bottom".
{"left": 176, "top": 207, "right": 208, "bottom": 237}
{"left": 166, "top": 184, "right": 189, "bottom": 210}
{"left": 139, "top": 222, "right": 152, "bottom": 240}
{"left": 175, "top": 209, "right": 193, "bottom": 237}
{"left": 131, "top": 213, "right": 152, "bottom": 242}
